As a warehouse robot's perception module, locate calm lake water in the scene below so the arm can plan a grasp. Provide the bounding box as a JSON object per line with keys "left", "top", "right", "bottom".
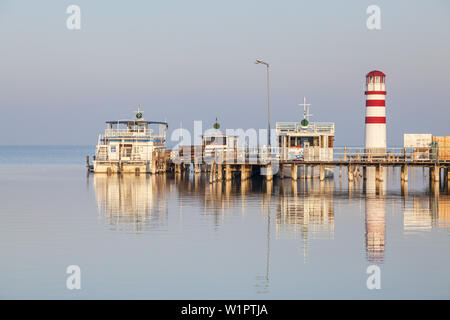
{"left": 0, "top": 146, "right": 449, "bottom": 299}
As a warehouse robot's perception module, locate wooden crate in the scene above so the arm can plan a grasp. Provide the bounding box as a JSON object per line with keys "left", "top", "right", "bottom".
{"left": 433, "top": 136, "right": 450, "bottom": 161}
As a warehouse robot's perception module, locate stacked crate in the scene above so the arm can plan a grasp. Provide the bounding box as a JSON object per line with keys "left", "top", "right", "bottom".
{"left": 432, "top": 136, "right": 450, "bottom": 161}
{"left": 404, "top": 134, "right": 432, "bottom": 161}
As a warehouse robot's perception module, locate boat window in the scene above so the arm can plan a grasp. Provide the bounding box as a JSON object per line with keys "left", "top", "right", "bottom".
{"left": 205, "top": 136, "right": 226, "bottom": 146}
{"left": 110, "top": 146, "right": 116, "bottom": 152}
{"left": 290, "top": 137, "right": 296, "bottom": 147}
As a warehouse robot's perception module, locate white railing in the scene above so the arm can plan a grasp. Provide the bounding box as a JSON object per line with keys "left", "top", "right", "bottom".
{"left": 97, "top": 133, "right": 166, "bottom": 143}
{"left": 330, "top": 147, "right": 446, "bottom": 163}
{"left": 170, "top": 146, "right": 450, "bottom": 164}
{"left": 104, "top": 129, "right": 155, "bottom": 137}
{"left": 276, "top": 122, "right": 335, "bottom": 135}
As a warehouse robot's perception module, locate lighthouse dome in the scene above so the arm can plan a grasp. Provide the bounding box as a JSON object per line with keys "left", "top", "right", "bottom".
{"left": 366, "top": 70, "right": 385, "bottom": 77}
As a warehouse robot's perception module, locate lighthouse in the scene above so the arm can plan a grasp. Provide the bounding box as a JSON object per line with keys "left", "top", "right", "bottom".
{"left": 364, "top": 70, "right": 386, "bottom": 152}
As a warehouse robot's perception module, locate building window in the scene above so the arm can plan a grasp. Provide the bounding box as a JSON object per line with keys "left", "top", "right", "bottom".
{"left": 110, "top": 146, "right": 116, "bottom": 152}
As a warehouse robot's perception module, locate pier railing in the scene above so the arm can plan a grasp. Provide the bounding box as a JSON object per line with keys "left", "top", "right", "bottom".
{"left": 171, "top": 146, "right": 450, "bottom": 164}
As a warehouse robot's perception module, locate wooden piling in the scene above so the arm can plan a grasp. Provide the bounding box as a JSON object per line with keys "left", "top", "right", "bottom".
{"left": 291, "top": 164, "right": 298, "bottom": 181}
{"left": 225, "top": 164, "right": 232, "bottom": 181}
{"left": 431, "top": 165, "right": 440, "bottom": 184}
{"left": 241, "top": 164, "right": 246, "bottom": 182}
{"left": 217, "top": 163, "right": 223, "bottom": 181}
{"left": 265, "top": 164, "right": 273, "bottom": 181}
{"left": 209, "top": 163, "right": 216, "bottom": 183}
{"left": 401, "top": 165, "right": 408, "bottom": 182}
{"left": 348, "top": 165, "right": 354, "bottom": 182}
{"left": 306, "top": 165, "right": 311, "bottom": 179}
{"left": 320, "top": 165, "right": 325, "bottom": 181}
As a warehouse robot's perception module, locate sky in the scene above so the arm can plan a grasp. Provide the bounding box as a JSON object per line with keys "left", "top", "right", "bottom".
{"left": 0, "top": 0, "right": 449, "bottom": 146}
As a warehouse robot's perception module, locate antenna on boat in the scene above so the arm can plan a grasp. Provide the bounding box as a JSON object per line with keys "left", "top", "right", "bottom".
{"left": 213, "top": 117, "right": 220, "bottom": 130}
{"left": 135, "top": 105, "right": 143, "bottom": 120}
{"left": 299, "top": 97, "right": 312, "bottom": 127}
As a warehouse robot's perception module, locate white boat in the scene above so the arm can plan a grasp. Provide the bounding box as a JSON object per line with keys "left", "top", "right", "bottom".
{"left": 93, "top": 107, "right": 168, "bottom": 174}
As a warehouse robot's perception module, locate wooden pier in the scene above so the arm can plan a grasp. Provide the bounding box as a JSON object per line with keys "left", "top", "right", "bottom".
{"left": 87, "top": 146, "right": 450, "bottom": 190}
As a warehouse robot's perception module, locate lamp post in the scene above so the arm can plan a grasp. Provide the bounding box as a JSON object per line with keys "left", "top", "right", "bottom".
{"left": 255, "top": 59, "right": 271, "bottom": 148}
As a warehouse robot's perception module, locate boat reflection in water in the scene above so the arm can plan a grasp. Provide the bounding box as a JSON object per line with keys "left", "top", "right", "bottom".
{"left": 93, "top": 174, "right": 169, "bottom": 232}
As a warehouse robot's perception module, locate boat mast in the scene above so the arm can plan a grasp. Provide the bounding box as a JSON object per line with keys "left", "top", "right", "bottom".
{"left": 299, "top": 97, "right": 312, "bottom": 125}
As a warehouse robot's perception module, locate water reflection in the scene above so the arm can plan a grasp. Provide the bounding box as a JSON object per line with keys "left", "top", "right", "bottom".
{"left": 403, "top": 194, "right": 450, "bottom": 231}
{"left": 276, "top": 179, "right": 335, "bottom": 263}
{"left": 364, "top": 167, "right": 386, "bottom": 263}
{"left": 92, "top": 169, "right": 449, "bottom": 265}
{"left": 365, "top": 194, "right": 386, "bottom": 263}
{"left": 94, "top": 174, "right": 168, "bottom": 232}
{"left": 276, "top": 179, "right": 334, "bottom": 240}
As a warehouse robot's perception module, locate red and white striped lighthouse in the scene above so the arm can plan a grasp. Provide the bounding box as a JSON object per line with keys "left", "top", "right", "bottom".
{"left": 365, "top": 70, "right": 386, "bottom": 151}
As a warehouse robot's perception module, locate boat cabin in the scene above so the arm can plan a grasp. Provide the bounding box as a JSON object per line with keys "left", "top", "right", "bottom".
{"left": 93, "top": 108, "right": 168, "bottom": 173}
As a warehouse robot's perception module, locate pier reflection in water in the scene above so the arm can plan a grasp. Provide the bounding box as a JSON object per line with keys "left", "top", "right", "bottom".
{"left": 93, "top": 168, "right": 449, "bottom": 260}
{"left": 2, "top": 147, "right": 450, "bottom": 299}
{"left": 87, "top": 166, "right": 450, "bottom": 298}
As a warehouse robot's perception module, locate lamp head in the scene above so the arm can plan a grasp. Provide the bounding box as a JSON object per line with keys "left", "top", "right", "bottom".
{"left": 255, "top": 59, "right": 269, "bottom": 67}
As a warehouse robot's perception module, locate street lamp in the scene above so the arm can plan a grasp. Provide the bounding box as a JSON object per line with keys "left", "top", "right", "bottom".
{"left": 255, "top": 59, "right": 271, "bottom": 148}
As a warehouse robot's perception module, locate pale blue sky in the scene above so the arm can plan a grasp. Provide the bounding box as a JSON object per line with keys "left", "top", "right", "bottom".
{"left": 0, "top": 0, "right": 449, "bottom": 146}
